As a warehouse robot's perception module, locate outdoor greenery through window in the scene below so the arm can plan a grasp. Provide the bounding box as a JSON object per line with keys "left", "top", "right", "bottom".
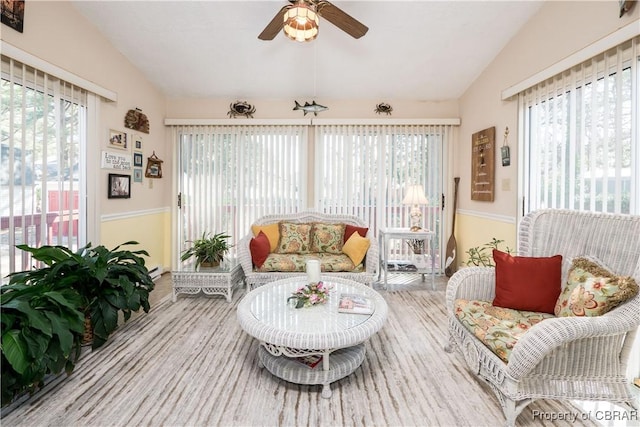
{"left": 521, "top": 37, "right": 639, "bottom": 215}
{"left": 1, "top": 55, "right": 86, "bottom": 280}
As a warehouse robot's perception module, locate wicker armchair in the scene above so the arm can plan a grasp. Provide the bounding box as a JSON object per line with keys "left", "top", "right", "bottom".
{"left": 238, "top": 211, "right": 378, "bottom": 290}
{"left": 445, "top": 209, "right": 640, "bottom": 426}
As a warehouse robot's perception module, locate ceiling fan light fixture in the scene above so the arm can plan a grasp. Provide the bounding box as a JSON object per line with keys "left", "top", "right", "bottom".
{"left": 283, "top": 3, "right": 319, "bottom": 42}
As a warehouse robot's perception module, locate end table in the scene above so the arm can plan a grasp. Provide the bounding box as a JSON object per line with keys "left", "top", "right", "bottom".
{"left": 172, "top": 258, "right": 245, "bottom": 302}
{"left": 378, "top": 228, "right": 436, "bottom": 290}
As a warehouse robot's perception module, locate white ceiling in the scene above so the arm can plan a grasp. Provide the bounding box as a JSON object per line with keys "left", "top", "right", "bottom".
{"left": 72, "top": 1, "right": 543, "bottom": 101}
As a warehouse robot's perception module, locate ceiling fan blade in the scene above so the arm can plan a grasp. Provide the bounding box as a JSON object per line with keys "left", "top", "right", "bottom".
{"left": 258, "top": 5, "right": 290, "bottom": 40}
{"left": 316, "top": 1, "right": 368, "bottom": 39}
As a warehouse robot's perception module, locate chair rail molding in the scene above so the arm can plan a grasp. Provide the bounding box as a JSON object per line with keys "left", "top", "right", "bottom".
{"left": 101, "top": 207, "right": 170, "bottom": 222}
{"left": 457, "top": 209, "right": 516, "bottom": 224}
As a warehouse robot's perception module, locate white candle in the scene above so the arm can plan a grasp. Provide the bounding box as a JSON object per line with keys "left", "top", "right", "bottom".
{"left": 306, "top": 259, "right": 321, "bottom": 284}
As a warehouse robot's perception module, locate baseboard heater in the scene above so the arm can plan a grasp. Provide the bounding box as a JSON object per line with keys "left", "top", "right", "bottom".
{"left": 148, "top": 265, "right": 163, "bottom": 282}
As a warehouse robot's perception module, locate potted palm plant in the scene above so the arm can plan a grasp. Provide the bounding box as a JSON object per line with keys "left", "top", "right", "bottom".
{"left": 180, "top": 232, "right": 232, "bottom": 269}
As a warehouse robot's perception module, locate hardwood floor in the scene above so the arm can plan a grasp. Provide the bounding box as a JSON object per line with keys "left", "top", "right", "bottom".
{"left": 148, "top": 271, "right": 449, "bottom": 308}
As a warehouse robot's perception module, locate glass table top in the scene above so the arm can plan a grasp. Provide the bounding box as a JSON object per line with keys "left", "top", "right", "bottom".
{"left": 174, "top": 258, "right": 238, "bottom": 274}
{"left": 248, "top": 279, "right": 374, "bottom": 334}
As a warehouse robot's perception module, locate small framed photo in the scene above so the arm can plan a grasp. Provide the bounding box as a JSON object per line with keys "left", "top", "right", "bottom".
{"left": 133, "top": 168, "right": 143, "bottom": 183}
{"left": 133, "top": 152, "right": 143, "bottom": 167}
{"left": 145, "top": 154, "right": 163, "bottom": 179}
{"left": 108, "top": 173, "right": 131, "bottom": 199}
{"left": 108, "top": 129, "right": 128, "bottom": 150}
{"left": 133, "top": 134, "right": 143, "bottom": 150}
{"left": 1, "top": 0, "right": 25, "bottom": 33}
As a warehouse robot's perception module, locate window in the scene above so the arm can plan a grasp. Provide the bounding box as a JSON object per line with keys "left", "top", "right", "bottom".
{"left": 1, "top": 55, "right": 86, "bottom": 279}
{"left": 521, "top": 37, "right": 639, "bottom": 215}
{"left": 175, "top": 124, "right": 307, "bottom": 257}
{"left": 174, "top": 122, "right": 454, "bottom": 272}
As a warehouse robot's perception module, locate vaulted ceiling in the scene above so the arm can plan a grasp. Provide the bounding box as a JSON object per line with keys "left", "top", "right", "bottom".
{"left": 72, "top": 1, "right": 543, "bottom": 101}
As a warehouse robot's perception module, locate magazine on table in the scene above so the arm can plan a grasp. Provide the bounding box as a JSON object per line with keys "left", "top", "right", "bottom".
{"left": 288, "top": 354, "right": 323, "bottom": 369}
{"left": 386, "top": 260, "right": 417, "bottom": 271}
{"left": 338, "top": 293, "right": 374, "bottom": 315}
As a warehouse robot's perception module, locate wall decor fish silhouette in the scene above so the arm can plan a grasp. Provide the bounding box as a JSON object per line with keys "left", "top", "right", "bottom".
{"left": 293, "top": 100, "right": 328, "bottom": 116}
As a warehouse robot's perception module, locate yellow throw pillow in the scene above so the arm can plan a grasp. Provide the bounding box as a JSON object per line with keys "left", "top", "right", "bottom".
{"left": 342, "top": 232, "right": 370, "bottom": 266}
{"left": 251, "top": 223, "right": 279, "bottom": 252}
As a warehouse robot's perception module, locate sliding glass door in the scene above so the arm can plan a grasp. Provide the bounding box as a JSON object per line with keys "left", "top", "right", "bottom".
{"left": 174, "top": 123, "right": 450, "bottom": 272}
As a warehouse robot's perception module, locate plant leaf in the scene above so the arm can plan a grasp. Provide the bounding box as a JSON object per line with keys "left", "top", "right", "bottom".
{"left": 44, "top": 312, "right": 73, "bottom": 356}
{"left": 2, "top": 330, "right": 29, "bottom": 375}
{"left": 2, "top": 299, "right": 52, "bottom": 337}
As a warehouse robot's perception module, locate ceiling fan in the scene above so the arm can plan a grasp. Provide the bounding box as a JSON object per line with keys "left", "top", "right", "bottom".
{"left": 258, "top": 0, "right": 368, "bottom": 41}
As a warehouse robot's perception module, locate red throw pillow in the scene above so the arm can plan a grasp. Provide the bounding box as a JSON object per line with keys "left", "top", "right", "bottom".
{"left": 249, "top": 231, "right": 270, "bottom": 268}
{"left": 492, "top": 249, "right": 562, "bottom": 314}
{"left": 343, "top": 224, "right": 369, "bottom": 243}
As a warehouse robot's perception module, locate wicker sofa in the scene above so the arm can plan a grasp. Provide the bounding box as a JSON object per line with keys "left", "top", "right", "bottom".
{"left": 445, "top": 209, "right": 640, "bottom": 426}
{"left": 238, "top": 211, "right": 378, "bottom": 290}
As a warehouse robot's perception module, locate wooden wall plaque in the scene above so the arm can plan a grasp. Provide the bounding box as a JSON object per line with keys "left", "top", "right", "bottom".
{"left": 471, "top": 126, "right": 495, "bottom": 202}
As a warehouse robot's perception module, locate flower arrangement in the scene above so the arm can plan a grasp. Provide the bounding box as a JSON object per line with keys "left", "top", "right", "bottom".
{"left": 288, "top": 281, "right": 333, "bottom": 309}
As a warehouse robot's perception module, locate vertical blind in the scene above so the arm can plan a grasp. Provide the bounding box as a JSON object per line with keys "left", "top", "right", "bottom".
{"left": 1, "top": 55, "right": 86, "bottom": 278}
{"left": 175, "top": 125, "right": 307, "bottom": 257}
{"left": 315, "top": 124, "right": 451, "bottom": 267}
{"left": 175, "top": 123, "right": 454, "bottom": 271}
{"left": 520, "top": 36, "right": 638, "bottom": 215}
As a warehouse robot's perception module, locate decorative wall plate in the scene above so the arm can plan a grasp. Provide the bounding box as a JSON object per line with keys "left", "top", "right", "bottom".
{"left": 125, "top": 108, "right": 150, "bottom": 134}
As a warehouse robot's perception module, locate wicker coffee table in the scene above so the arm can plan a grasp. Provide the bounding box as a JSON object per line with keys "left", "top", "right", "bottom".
{"left": 237, "top": 276, "right": 388, "bottom": 398}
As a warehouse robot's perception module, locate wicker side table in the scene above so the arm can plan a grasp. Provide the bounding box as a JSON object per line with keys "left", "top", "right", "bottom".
{"left": 172, "top": 259, "right": 244, "bottom": 303}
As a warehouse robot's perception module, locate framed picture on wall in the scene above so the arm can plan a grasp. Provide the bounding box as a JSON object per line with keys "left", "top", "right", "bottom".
{"left": 133, "top": 152, "right": 143, "bottom": 167}
{"left": 108, "top": 173, "right": 131, "bottom": 199}
{"left": 1, "top": 0, "right": 25, "bottom": 33}
{"left": 145, "top": 152, "right": 163, "bottom": 178}
{"left": 108, "top": 129, "right": 128, "bottom": 150}
{"left": 133, "top": 134, "right": 143, "bottom": 150}
{"left": 133, "top": 168, "right": 143, "bottom": 183}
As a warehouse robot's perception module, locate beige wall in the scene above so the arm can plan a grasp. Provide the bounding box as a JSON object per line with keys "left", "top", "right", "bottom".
{"left": 166, "top": 98, "right": 459, "bottom": 119}
{"left": 456, "top": 1, "right": 640, "bottom": 264}
{"left": 1, "top": 1, "right": 171, "bottom": 269}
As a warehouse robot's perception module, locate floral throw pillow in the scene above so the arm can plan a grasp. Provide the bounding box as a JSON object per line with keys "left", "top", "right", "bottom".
{"left": 554, "top": 257, "right": 639, "bottom": 317}
{"left": 275, "top": 222, "right": 312, "bottom": 254}
{"left": 310, "top": 223, "right": 345, "bottom": 254}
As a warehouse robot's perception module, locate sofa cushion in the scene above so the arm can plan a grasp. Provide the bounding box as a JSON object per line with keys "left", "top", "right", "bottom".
{"left": 249, "top": 231, "right": 270, "bottom": 268}
{"left": 251, "top": 223, "right": 280, "bottom": 252}
{"left": 492, "top": 250, "right": 562, "bottom": 314}
{"left": 275, "top": 222, "right": 312, "bottom": 254}
{"left": 455, "top": 299, "right": 555, "bottom": 363}
{"left": 315, "top": 252, "right": 360, "bottom": 272}
{"left": 555, "top": 257, "right": 639, "bottom": 317}
{"left": 310, "top": 222, "right": 345, "bottom": 254}
{"left": 257, "top": 253, "right": 359, "bottom": 273}
{"left": 343, "top": 224, "right": 369, "bottom": 243}
{"left": 342, "top": 232, "right": 370, "bottom": 266}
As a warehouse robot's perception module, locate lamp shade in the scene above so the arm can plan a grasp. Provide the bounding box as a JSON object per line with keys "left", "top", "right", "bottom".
{"left": 283, "top": 3, "right": 319, "bottom": 42}
{"left": 402, "top": 185, "right": 428, "bottom": 205}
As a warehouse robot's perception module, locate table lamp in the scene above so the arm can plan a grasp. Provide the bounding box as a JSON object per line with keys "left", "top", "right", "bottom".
{"left": 402, "top": 185, "right": 428, "bottom": 231}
